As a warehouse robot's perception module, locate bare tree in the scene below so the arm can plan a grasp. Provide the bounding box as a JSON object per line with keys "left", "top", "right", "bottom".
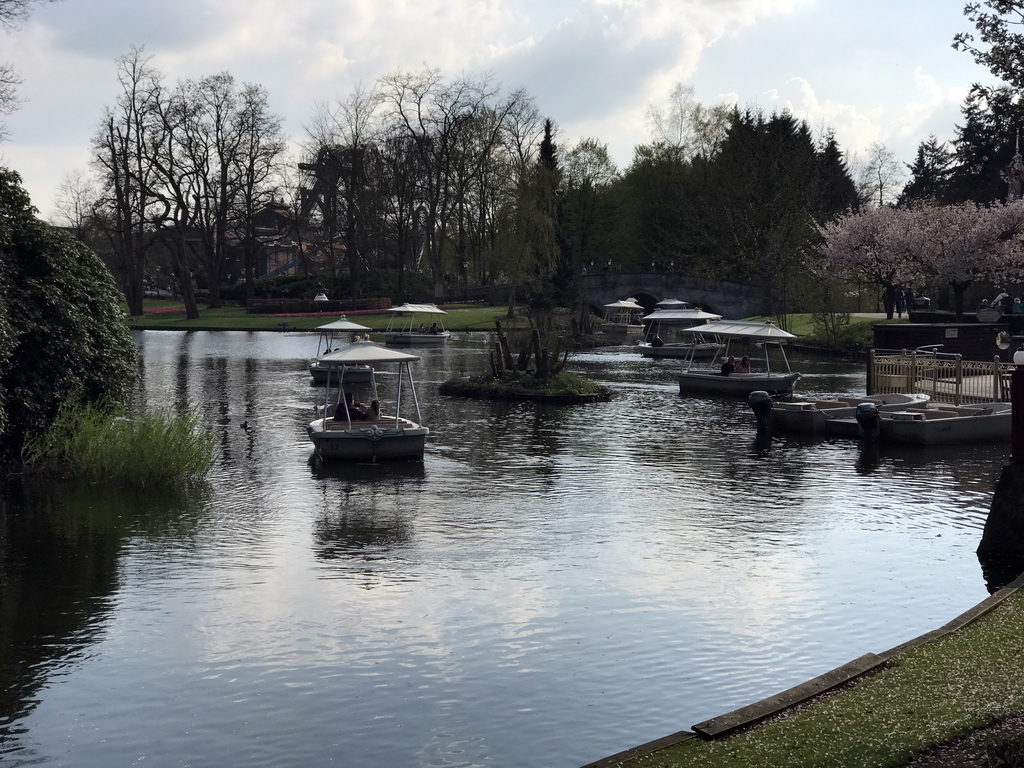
{"left": 51, "top": 168, "right": 98, "bottom": 241}
{"left": 0, "top": 0, "right": 56, "bottom": 140}
{"left": 854, "top": 141, "right": 905, "bottom": 208}
{"left": 91, "top": 47, "right": 165, "bottom": 316}
{"left": 645, "top": 82, "right": 731, "bottom": 161}
{"left": 378, "top": 68, "right": 498, "bottom": 297}
{"left": 301, "top": 84, "right": 383, "bottom": 293}
{"left": 231, "top": 83, "right": 286, "bottom": 301}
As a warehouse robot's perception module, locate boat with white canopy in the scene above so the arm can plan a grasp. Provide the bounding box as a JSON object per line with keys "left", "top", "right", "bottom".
{"left": 383, "top": 303, "right": 450, "bottom": 345}
{"left": 308, "top": 316, "right": 373, "bottom": 383}
{"left": 307, "top": 340, "right": 429, "bottom": 461}
{"left": 638, "top": 305, "right": 724, "bottom": 359}
{"left": 602, "top": 298, "right": 645, "bottom": 334}
{"left": 677, "top": 319, "right": 800, "bottom": 396}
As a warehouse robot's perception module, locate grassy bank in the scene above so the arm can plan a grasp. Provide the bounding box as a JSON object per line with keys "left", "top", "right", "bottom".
{"left": 614, "top": 587, "right": 1024, "bottom": 768}
{"left": 128, "top": 301, "right": 532, "bottom": 332}
{"left": 24, "top": 403, "right": 215, "bottom": 487}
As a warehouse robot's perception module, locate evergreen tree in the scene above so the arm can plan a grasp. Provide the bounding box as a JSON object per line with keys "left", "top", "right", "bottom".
{"left": 817, "top": 132, "right": 860, "bottom": 218}
{"left": 898, "top": 135, "right": 954, "bottom": 206}
{"left": 946, "top": 86, "right": 1024, "bottom": 204}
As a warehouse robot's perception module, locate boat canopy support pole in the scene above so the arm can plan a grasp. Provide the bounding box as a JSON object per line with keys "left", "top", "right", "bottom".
{"left": 405, "top": 362, "right": 423, "bottom": 423}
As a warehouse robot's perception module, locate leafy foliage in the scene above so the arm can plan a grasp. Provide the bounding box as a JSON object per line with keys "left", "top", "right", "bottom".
{"left": 0, "top": 168, "right": 137, "bottom": 468}
{"left": 817, "top": 200, "right": 1024, "bottom": 319}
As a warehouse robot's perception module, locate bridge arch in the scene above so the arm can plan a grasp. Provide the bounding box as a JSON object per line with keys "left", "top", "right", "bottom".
{"left": 580, "top": 272, "right": 767, "bottom": 320}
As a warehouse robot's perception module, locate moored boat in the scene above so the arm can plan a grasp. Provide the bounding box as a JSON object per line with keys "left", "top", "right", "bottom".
{"left": 854, "top": 400, "right": 1012, "bottom": 445}
{"left": 307, "top": 341, "right": 429, "bottom": 462}
{"left": 769, "top": 393, "right": 931, "bottom": 435}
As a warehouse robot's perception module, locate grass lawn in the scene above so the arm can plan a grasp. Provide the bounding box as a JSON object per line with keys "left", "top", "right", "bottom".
{"left": 613, "top": 588, "right": 1024, "bottom": 768}
{"left": 127, "top": 301, "right": 534, "bottom": 333}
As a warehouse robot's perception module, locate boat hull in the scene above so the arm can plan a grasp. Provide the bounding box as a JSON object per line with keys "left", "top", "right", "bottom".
{"left": 307, "top": 418, "right": 428, "bottom": 461}
{"left": 309, "top": 362, "right": 373, "bottom": 384}
{"left": 679, "top": 371, "right": 800, "bottom": 396}
{"left": 875, "top": 405, "right": 1011, "bottom": 445}
{"left": 639, "top": 342, "right": 723, "bottom": 359}
{"left": 770, "top": 394, "right": 929, "bottom": 434}
{"left": 383, "top": 331, "right": 450, "bottom": 345}
{"left": 771, "top": 399, "right": 1011, "bottom": 444}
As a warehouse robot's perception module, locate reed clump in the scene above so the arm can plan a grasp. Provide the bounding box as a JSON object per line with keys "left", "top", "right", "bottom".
{"left": 24, "top": 403, "right": 215, "bottom": 486}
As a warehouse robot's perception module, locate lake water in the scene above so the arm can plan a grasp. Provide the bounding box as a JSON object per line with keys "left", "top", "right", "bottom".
{"left": 0, "top": 330, "right": 1009, "bottom": 767}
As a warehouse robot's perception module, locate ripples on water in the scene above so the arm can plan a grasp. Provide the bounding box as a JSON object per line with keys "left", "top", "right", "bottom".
{"left": 0, "top": 331, "right": 1008, "bottom": 767}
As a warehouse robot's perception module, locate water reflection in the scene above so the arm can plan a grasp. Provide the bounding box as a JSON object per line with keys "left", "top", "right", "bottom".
{"left": 0, "top": 331, "right": 1009, "bottom": 768}
{"left": 0, "top": 479, "right": 209, "bottom": 743}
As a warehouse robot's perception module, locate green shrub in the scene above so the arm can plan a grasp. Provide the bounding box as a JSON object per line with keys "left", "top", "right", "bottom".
{"left": 0, "top": 169, "right": 137, "bottom": 468}
{"left": 24, "top": 403, "right": 215, "bottom": 487}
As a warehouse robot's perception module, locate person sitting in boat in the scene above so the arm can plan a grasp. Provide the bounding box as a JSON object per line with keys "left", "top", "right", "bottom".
{"left": 734, "top": 355, "right": 751, "bottom": 374}
{"left": 977, "top": 298, "right": 990, "bottom": 312}
{"left": 720, "top": 355, "right": 735, "bottom": 376}
{"left": 336, "top": 391, "right": 369, "bottom": 421}
{"left": 430, "top": 322, "right": 439, "bottom": 334}
{"left": 368, "top": 400, "right": 381, "bottom": 420}
{"left": 651, "top": 335, "right": 665, "bottom": 347}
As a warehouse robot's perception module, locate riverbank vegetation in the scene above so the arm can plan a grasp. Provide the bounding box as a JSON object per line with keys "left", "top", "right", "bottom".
{"left": 24, "top": 403, "right": 215, "bottom": 487}
{"left": 0, "top": 169, "right": 137, "bottom": 470}
{"left": 127, "top": 300, "right": 533, "bottom": 333}
{"left": 623, "top": 589, "right": 1024, "bottom": 768}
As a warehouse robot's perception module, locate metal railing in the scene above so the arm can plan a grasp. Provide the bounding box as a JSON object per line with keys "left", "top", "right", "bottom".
{"left": 869, "top": 348, "right": 1011, "bottom": 404}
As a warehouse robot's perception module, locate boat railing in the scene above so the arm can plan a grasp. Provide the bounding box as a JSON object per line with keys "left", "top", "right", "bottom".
{"left": 869, "top": 349, "right": 1012, "bottom": 404}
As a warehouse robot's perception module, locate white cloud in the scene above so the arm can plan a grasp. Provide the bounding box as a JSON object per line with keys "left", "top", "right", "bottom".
{"left": 0, "top": 0, "right": 997, "bottom": 217}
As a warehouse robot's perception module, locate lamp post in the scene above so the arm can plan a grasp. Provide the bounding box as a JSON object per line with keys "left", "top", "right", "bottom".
{"left": 996, "top": 331, "right": 1024, "bottom": 463}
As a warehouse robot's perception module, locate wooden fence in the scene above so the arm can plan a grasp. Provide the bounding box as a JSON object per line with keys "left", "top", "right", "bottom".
{"left": 869, "top": 349, "right": 1011, "bottom": 404}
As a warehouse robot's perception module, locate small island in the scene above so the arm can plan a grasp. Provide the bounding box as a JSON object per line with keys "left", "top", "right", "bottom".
{"left": 439, "top": 319, "right": 613, "bottom": 404}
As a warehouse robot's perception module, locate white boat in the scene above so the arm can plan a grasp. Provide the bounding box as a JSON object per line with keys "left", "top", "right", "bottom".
{"left": 854, "top": 401, "right": 1012, "bottom": 445}
{"left": 307, "top": 341, "right": 429, "bottom": 462}
{"left": 769, "top": 393, "right": 931, "bottom": 435}
{"left": 677, "top": 320, "right": 800, "bottom": 396}
{"left": 637, "top": 305, "right": 724, "bottom": 359}
{"left": 383, "top": 303, "right": 450, "bottom": 345}
{"left": 308, "top": 316, "right": 373, "bottom": 384}
{"left": 601, "top": 298, "right": 645, "bottom": 334}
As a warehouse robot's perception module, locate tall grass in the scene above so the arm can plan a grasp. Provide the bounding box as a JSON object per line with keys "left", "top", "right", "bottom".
{"left": 24, "top": 403, "right": 215, "bottom": 487}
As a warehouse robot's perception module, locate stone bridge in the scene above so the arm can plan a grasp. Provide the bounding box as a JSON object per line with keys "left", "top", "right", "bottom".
{"left": 580, "top": 272, "right": 768, "bottom": 319}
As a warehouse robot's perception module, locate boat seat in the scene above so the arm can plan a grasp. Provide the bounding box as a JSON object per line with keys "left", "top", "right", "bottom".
{"left": 813, "top": 400, "right": 849, "bottom": 409}
{"left": 325, "top": 418, "right": 400, "bottom": 431}
{"left": 920, "top": 410, "right": 960, "bottom": 420}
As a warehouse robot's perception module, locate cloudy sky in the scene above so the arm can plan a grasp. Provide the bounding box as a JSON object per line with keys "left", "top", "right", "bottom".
{"left": 0, "top": 0, "right": 996, "bottom": 219}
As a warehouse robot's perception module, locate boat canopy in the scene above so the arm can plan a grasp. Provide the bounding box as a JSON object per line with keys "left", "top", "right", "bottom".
{"left": 680, "top": 320, "right": 797, "bottom": 341}
{"left": 604, "top": 298, "right": 644, "bottom": 310}
{"left": 389, "top": 303, "right": 447, "bottom": 315}
{"left": 642, "top": 308, "right": 722, "bottom": 324}
{"left": 656, "top": 298, "right": 690, "bottom": 307}
{"left": 315, "top": 316, "right": 371, "bottom": 332}
{"left": 318, "top": 340, "right": 421, "bottom": 366}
